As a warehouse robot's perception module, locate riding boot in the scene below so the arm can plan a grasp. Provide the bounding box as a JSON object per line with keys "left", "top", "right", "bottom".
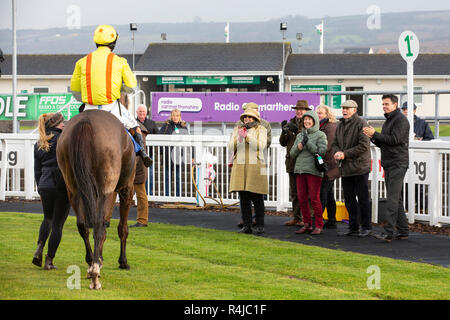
{"left": 32, "top": 241, "right": 44, "bottom": 267}
{"left": 133, "top": 132, "right": 152, "bottom": 168}
{"left": 44, "top": 254, "right": 57, "bottom": 270}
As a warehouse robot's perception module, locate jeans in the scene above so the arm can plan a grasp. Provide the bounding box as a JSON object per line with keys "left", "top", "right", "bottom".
{"left": 384, "top": 166, "right": 409, "bottom": 236}
{"left": 341, "top": 173, "right": 371, "bottom": 232}
{"left": 296, "top": 174, "right": 323, "bottom": 229}
{"left": 238, "top": 191, "right": 265, "bottom": 227}
{"left": 320, "top": 179, "right": 336, "bottom": 223}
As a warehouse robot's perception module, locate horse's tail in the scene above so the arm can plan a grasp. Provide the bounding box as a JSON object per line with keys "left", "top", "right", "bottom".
{"left": 69, "top": 118, "right": 98, "bottom": 228}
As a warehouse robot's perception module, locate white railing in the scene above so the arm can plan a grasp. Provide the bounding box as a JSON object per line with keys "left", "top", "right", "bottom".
{"left": 1, "top": 133, "right": 450, "bottom": 226}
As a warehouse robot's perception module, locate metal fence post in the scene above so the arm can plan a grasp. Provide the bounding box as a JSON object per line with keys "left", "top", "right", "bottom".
{"left": 429, "top": 149, "right": 440, "bottom": 226}
{"left": 363, "top": 93, "right": 368, "bottom": 119}
{"left": 370, "top": 145, "right": 379, "bottom": 223}
{"left": 0, "top": 139, "right": 7, "bottom": 201}
{"left": 24, "top": 139, "right": 33, "bottom": 200}
{"left": 435, "top": 93, "right": 440, "bottom": 139}
{"left": 276, "top": 146, "right": 288, "bottom": 212}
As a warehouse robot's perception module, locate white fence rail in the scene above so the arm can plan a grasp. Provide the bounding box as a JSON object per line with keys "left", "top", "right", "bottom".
{"left": 1, "top": 133, "right": 450, "bottom": 226}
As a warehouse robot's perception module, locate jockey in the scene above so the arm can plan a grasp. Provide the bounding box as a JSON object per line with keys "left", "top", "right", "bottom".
{"left": 70, "top": 24, "right": 152, "bottom": 167}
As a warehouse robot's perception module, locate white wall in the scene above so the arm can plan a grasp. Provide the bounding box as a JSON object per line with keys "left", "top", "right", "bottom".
{"left": 0, "top": 78, "right": 71, "bottom": 95}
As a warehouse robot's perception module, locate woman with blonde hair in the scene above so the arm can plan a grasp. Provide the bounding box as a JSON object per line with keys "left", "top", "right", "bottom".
{"left": 159, "top": 108, "right": 189, "bottom": 196}
{"left": 32, "top": 112, "right": 70, "bottom": 270}
{"left": 316, "top": 104, "right": 340, "bottom": 229}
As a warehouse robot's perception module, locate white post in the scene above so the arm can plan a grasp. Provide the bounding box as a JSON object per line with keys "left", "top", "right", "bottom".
{"left": 399, "top": 30, "right": 419, "bottom": 224}
{"left": 370, "top": 145, "right": 379, "bottom": 223}
{"left": 12, "top": 0, "right": 18, "bottom": 133}
{"left": 225, "top": 22, "right": 230, "bottom": 43}
{"left": 132, "top": 30, "right": 135, "bottom": 70}
{"left": 429, "top": 149, "right": 439, "bottom": 226}
{"left": 24, "top": 139, "right": 33, "bottom": 200}
{"left": 0, "top": 139, "right": 7, "bottom": 200}
{"left": 407, "top": 62, "right": 415, "bottom": 224}
{"left": 320, "top": 20, "right": 324, "bottom": 54}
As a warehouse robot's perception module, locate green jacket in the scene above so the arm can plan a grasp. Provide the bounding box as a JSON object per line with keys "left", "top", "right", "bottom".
{"left": 290, "top": 110, "right": 328, "bottom": 177}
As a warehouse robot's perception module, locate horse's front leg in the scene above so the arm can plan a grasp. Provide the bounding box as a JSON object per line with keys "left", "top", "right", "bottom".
{"left": 117, "top": 186, "right": 133, "bottom": 270}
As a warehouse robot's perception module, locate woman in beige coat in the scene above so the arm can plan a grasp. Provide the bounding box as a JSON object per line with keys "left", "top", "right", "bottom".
{"left": 228, "top": 105, "right": 268, "bottom": 234}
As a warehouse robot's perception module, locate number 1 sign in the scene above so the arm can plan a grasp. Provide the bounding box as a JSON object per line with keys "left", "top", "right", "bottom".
{"left": 399, "top": 31, "right": 420, "bottom": 62}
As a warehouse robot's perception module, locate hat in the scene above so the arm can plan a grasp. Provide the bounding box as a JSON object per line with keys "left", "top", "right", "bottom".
{"left": 93, "top": 25, "right": 118, "bottom": 45}
{"left": 240, "top": 108, "right": 261, "bottom": 123}
{"left": 242, "top": 102, "right": 259, "bottom": 111}
{"left": 45, "top": 112, "right": 64, "bottom": 128}
{"left": 341, "top": 100, "right": 358, "bottom": 108}
{"left": 293, "top": 100, "right": 310, "bottom": 110}
{"left": 401, "top": 102, "right": 417, "bottom": 110}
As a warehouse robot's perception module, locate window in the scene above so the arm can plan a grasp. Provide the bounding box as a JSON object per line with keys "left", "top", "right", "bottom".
{"left": 402, "top": 86, "right": 423, "bottom": 104}
{"left": 33, "top": 87, "right": 49, "bottom": 93}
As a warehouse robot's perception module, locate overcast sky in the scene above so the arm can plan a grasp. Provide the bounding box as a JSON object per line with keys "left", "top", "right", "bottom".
{"left": 1, "top": 0, "right": 450, "bottom": 29}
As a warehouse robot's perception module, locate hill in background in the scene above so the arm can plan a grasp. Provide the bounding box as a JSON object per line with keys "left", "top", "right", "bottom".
{"left": 1, "top": 10, "right": 450, "bottom": 54}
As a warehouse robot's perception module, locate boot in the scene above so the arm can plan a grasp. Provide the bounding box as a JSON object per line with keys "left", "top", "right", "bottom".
{"left": 295, "top": 223, "right": 313, "bottom": 234}
{"left": 133, "top": 132, "right": 152, "bottom": 168}
{"left": 44, "top": 254, "right": 57, "bottom": 270}
{"left": 32, "top": 241, "right": 44, "bottom": 267}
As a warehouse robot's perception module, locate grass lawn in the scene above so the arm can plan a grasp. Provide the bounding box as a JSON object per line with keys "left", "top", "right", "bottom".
{"left": 0, "top": 212, "right": 449, "bottom": 300}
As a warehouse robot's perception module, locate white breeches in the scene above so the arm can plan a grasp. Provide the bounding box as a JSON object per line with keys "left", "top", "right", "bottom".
{"left": 84, "top": 101, "right": 138, "bottom": 130}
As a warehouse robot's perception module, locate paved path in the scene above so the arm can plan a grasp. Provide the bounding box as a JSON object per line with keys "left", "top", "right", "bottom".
{"left": 1, "top": 202, "right": 449, "bottom": 267}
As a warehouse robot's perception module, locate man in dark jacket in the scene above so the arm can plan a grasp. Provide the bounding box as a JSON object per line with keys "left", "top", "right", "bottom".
{"left": 279, "top": 100, "right": 310, "bottom": 226}
{"left": 130, "top": 123, "right": 150, "bottom": 228}
{"left": 364, "top": 94, "right": 410, "bottom": 242}
{"left": 136, "top": 104, "right": 159, "bottom": 135}
{"left": 401, "top": 102, "right": 434, "bottom": 141}
{"left": 136, "top": 104, "right": 159, "bottom": 195}
{"left": 331, "top": 100, "right": 372, "bottom": 237}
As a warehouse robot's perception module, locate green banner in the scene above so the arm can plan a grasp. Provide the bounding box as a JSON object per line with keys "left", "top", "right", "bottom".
{"left": 0, "top": 94, "right": 81, "bottom": 121}
{"left": 157, "top": 76, "right": 185, "bottom": 85}
{"left": 229, "top": 76, "right": 260, "bottom": 84}
{"left": 291, "top": 85, "right": 342, "bottom": 108}
{"left": 185, "top": 76, "right": 228, "bottom": 85}
{"left": 157, "top": 76, "right": 261, "bottom": 85}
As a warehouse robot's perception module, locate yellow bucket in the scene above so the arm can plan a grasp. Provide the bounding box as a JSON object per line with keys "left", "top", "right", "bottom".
{"left": 323, "top": 201, "right": 349, "bottom": 221}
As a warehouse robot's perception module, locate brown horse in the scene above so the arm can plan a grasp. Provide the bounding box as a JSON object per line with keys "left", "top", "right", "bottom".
{"left": 56, "top": 110, "right": 136, "bottom": 289}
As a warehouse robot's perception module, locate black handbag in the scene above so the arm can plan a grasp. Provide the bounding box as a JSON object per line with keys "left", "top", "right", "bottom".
{"left": 314, "top": 153, "right": 328, "bottom": 172}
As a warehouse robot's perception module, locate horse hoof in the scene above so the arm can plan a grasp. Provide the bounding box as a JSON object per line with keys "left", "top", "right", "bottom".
{"left": 119, "top": 264, "right": 130, "bottom": 270}
{"left": 89, "top": 281, "right": 102, "bottom": 290}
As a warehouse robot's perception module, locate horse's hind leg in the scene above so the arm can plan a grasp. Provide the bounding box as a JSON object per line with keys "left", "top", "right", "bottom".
{"left": 76, "top": 217, "right": 93, "bottom": 271}
{"left": 88, "top": 220, "right": 105, "bottom": 290}
{"left": 117, "top": 186, "right": 133, "bottom": 270}
{"left": 97, "top": 192, "right": 115, "bottom": 266}
{"left": 89, "top": 195, "right": 108, "bottom": 290}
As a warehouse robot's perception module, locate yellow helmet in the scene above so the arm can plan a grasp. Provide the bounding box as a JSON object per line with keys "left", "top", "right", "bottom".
{"left": 93, "top": 25, "right": 118, "bottom": 45}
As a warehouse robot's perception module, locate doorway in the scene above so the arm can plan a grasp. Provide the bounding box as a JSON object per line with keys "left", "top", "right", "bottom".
{"left": 346, "top": 87, "right": 363, "bottom": 116}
